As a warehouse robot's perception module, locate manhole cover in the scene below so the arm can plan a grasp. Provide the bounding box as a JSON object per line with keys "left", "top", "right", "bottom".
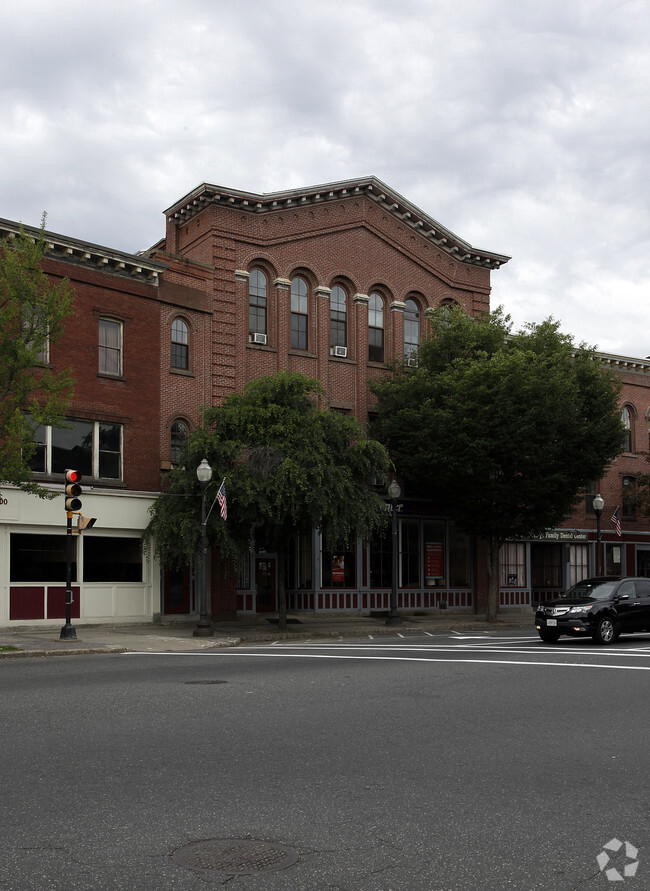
{"left": 184, "top": 680, "right": 228, "bottom": 685}
{"left": 172, "top": 838, "right": 299, "bottom": 875}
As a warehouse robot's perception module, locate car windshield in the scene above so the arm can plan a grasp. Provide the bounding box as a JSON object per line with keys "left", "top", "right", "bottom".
{"left": 566, "top": 581, "right": 617, "bottom": 601}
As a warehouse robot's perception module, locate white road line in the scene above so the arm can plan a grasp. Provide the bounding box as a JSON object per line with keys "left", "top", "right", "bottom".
{"left": 123, "top": 651, "right": 650, "bottom": 671}
{"left": 244, "top": 642, "right": 650, "bottom": 660}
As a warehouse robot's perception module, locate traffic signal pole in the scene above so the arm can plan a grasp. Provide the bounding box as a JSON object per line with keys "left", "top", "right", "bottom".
{"left": 60, "top": 469, "right": 82, "bottom": 641}
{"left": 60, "top": 510, "right": 77, "bottom": 640}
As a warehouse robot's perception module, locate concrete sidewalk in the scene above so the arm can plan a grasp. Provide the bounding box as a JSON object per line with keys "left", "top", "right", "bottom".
{"left": 0, "top": 611, "right": 535, "bottom": 659}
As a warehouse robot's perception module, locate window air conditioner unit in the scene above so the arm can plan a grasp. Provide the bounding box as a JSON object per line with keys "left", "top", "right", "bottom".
{"left": 251, "top": 333, "right": 267, "bottom": 345}
{"left": 332, "top": 345, "right": 347, "bottom": 358}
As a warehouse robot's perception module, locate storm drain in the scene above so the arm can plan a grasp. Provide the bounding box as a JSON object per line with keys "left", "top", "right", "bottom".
{"left": 171, "top": 838, "right": 299, "bottom": 875}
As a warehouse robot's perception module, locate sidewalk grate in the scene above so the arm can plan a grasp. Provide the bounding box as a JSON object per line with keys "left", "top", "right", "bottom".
{"left": 171, "top": 838, "right": 299, "bottom": 875}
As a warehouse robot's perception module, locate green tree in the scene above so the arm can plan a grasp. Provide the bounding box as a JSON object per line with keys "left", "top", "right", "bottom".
{"left": 371, "top": 307, "right": 624, "bottom": 622}
{"left": 146, "top": 372, "right": 391, "bottom": 629}
{"left": 0, "top": 216, "right": 75, "bottom": 495}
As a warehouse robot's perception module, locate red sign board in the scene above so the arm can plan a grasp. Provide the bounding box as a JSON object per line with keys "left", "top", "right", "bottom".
{"left": 425, "top": 542, "right": 444, "bottom": 581}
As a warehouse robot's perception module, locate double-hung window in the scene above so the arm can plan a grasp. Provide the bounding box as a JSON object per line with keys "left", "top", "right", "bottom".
{"left": 291, "top": 277, "right": 308, "bottom": 350}
{"left": 171, "top": 319, "right": 189, "bottom": 370}
{"left": 249, "top": 270, "right": 267, "bottom": 336}
{"left": 330, "top": 285, "right": 347, "bottom": 348}
{"left": 621, "top": 406, "right": 633, "bottom": 452}
{"left": 99, "top": 318, "right": 122, "bottom": 376}
{"left": 368, "top": 293, "right": 384, "bottom": 362}
{"left": 404, "top": 298, "right": 420, "bottom": 359}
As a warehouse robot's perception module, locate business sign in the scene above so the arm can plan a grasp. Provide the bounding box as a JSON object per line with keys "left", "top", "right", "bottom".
{"left": 527, "top": 531, "right": 589, "bottom": 541}
{"left": 0, "top": 490, "right": 20, "bottom": 521}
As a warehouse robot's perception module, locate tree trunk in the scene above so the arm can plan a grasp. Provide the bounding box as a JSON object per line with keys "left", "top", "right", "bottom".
{"left": 277, "top": 550, "right": 287, "bottom": 631}
{"left": 485, "top": 534, "right": 500, "bottom": 623}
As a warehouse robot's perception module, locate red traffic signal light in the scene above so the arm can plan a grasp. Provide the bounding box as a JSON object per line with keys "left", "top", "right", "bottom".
{"left": 64, "top": 469, "right": 83, "bottom": 511}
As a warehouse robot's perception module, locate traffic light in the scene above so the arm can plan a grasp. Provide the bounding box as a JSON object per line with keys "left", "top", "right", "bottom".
{"left": 64, "top": 469, "right": 83, "bottom": 512}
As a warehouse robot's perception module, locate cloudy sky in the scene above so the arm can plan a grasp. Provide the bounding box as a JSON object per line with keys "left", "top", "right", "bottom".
{"left": 2, "top": 0, "right": 648, "bottom": 358}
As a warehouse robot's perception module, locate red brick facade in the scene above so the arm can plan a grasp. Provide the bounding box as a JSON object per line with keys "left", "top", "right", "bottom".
{"left": 4, "top": 176, "right": 650, "bottom": 624}
{"left": 149, "top": 178, "right": 506, "bottom": 429}
{"left": 41, "top": 253, "right": 164, "bottom": 492}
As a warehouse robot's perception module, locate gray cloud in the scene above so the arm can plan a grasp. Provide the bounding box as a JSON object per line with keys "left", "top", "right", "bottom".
{"left": 2, "top": 0, "right": 648, "bottom": 355}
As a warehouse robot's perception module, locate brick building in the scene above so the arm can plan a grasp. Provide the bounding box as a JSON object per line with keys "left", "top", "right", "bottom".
{"left": 144, "top": 177, "right": 511, "bottom": 618}
{"left": 508, "top": 353, "right": 650, "bottom": 608}
{"left": 0, "top": 219, "right": 168, "bottom": 625}
{"left": 2, "top": 176, "right": 650, "bottom": 628}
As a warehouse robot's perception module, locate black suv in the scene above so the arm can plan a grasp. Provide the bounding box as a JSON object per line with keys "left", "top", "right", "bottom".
{"left": 535, "top": 577, "right": 650, "bottom": 644}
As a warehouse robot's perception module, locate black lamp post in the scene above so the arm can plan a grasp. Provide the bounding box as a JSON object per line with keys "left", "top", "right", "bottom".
{"left": 386, "top": 479, "right": 402, "bottom": 626}
{"left": 194, "top": 458, "right": 214, "bottom": 638}
{"left": 593, "top": 493, "right": 604, "bottom": 577}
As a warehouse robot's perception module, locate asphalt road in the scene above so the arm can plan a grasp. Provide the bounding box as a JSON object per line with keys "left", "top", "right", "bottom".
{"left": 1, "top": 630, "right": 649, "bottom": 890}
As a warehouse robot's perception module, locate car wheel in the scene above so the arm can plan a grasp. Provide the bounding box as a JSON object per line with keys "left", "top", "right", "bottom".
{"left": 538, "top": 629, "right": 560, "bottom": 643}
{"left": 593, "top": 616, "right": 617, "bottom": 645}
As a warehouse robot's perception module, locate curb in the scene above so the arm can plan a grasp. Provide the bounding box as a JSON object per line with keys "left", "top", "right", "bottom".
{"left": 0, "top": 619, "right": 534, "bottom": 659}
{"left": 0, "top": 646, "right": 127, "bottom": 659}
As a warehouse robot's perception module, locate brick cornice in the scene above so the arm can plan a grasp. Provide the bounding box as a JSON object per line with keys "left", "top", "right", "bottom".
{"left": 163, "top": 177, "right": 510, "bottom": 271}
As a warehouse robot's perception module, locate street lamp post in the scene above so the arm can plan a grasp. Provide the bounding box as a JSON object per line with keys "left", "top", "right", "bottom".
{"left": 593, "top": 493, "right": 604, "bottom": 577}
{"left": 194, "top": 458, "right": 214, "bottom": 638}
{"left": 386, "top": 479, "right": 402, "bottom": 626}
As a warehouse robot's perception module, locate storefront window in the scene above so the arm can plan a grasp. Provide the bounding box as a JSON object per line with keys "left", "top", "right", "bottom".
{"left": 449, "top": 524, "right": 471, "bottom": 587}
{"left": 322, "top": 539, "right": 356, "bottom": 587}
{"left": 10, "top": 533, "right": 76, "bottom": 582}
{"left": 298, "top": 531, "right": 312, "bottom": 588}
{"left": 83, "top": 537, "right": 142, "bottom": 582}
{"left": 400, "top": 519, "right": 420, "bottom": 586}
{"left": 286, "top": 531, "right": 313, "bottom": 589}
{"left": 531, "top": 543, "right": 562, "bottom": 587}
{"left": 605, "top": 543, "right": 622, "bottom": 576}
{"left": 569, "top": 544, "right": 589, "bottom": 586}
{"left": 370, "top": 527, "right": 392, "bottom": 588}
{"left": 500, "top": 542, "right": 526, "bottom": 587}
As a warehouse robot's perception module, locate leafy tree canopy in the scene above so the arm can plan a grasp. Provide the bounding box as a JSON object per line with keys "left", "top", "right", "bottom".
{"left": 0, "top": 216, "right": 75, "bottom": 496}
{"left": 371, "top": 307, "right": 624, "bottom": 619}
{"left": 146, "top": 372, "right": 391, "bottom": 570}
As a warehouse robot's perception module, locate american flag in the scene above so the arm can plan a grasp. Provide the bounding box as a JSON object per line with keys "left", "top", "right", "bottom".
{"left": 611, "top": 507, "right": 621, "bottom": 537}
{"left": 217, "top": 479, "right": 227, "bottom": 520}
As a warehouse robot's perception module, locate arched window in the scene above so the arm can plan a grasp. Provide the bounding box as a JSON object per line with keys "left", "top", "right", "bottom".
{"left": 404, "top": 298, "right": 420, "bottom": 358}
{"left": 171, "top": 318, "right": 189, "bottom": 370}
{"left": 291, "top": 277, "right": 308, "bottom": 350}
{"left": 368, "top": 293, "right": 384, "bottom": 362}
{"left": 330, "top": 285, "right": 347, "bottom": 349}
{"left": 621, "top": 406, "right": 633, "bottom": 452}
{"left": 170, "top": 420, "right": 189, "bottom": 465}
{"left": 249, "top": 269, "right": 267, "bottom": 337}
